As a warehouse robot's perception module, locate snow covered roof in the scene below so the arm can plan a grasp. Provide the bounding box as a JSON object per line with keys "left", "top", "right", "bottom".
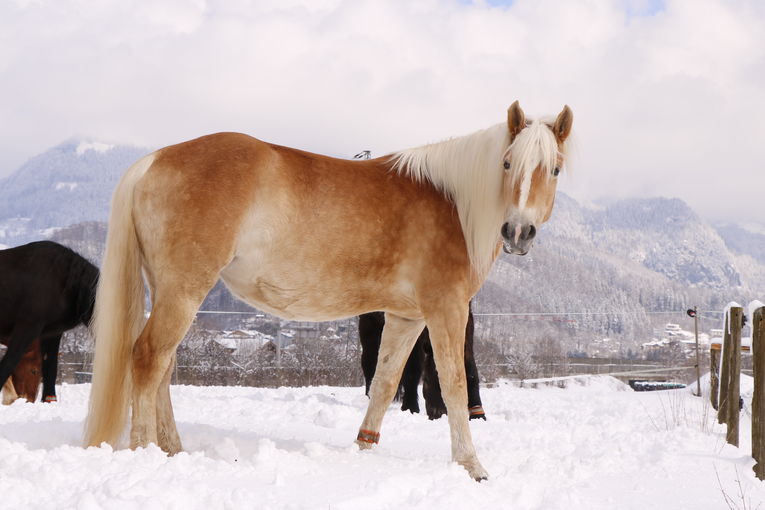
{"left": 642, "top": 338, "right": 669, "bottom": 348}
{"left": 214, "top": 329, "right": 274, "bottom": 353}
{"left": 213, "top": 336, "right": 237, "bottom": 350}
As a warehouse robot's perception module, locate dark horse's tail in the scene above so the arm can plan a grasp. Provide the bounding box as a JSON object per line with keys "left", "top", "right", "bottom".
{"left": 84, "top": 155, "right": 154, "bottom": 448}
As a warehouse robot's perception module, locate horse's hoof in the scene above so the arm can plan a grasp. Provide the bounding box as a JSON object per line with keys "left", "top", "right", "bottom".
{"left": 401, "top": 402, "right": 420, "bottom": 414}
{"left": 427, "top": 408, "right": 446, "bottom": 420}
{"left": 460, "top": 459, "right": 489, "bottom": 481}
{"left": 468, "top": 405, "right": 485, "bottom": 420}
{"left": 355, "top": 429, "right": 379, "bottom": 450}
{"left": 355, "top": 439, "right": 374, "bottom": 450}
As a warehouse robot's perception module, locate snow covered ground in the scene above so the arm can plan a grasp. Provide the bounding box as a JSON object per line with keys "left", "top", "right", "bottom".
{"left": 1, "top": 376, "right": 764, "bottom": 510}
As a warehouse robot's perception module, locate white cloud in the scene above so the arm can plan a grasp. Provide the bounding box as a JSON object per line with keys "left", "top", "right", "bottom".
{"left": 0, "top": 0, "right": 762, "bottom": 221}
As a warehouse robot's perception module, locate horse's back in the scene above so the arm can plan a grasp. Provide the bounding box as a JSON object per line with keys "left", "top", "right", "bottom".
{"left": 129, "top": 132, "right": 471, "bottom": 320}
{"left": 0, "top": 241, "right": 95, "bottom": 335}
{"left": 0, "top": 242, "right": 65, "bottom": 320}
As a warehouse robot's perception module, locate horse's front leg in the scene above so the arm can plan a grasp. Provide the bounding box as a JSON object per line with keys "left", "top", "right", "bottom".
{"left": 356, "top": 314, "right": 425, "bottom": 448}
{"left": 41, "top": 333, "right": 62, "bottom": 403}
{"left": 426, "top": 304, "right": 488, "bottom": 481}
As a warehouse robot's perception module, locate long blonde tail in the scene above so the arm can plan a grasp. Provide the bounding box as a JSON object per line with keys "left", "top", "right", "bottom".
{"left": 84, "top": 155, "right": 153, "bottom": 447}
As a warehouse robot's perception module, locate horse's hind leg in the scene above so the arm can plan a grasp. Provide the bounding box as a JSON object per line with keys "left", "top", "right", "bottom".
{"left": 156, "top": 353, "right": 181, "bottom": 453}
{"left": 356, "top": 314, "right": 424, "bottom": 448}
{"left": 426, "top": 304, "right": 488, "bottom": 481}
{"left": 358, "top": 312, "right": 384, "bottom": 396}
{"left": 130, "top": 289, "right": 210, "bottom": 452}
{"left": 422, "top": 338, "right": 447, "bottom": 420}
{"left": 464, "top": 309, "right": 485, "bottom": 420}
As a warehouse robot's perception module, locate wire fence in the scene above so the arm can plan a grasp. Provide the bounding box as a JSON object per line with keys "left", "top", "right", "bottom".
{"left": 49, "top": 305, "right": 728, "bottom": 389}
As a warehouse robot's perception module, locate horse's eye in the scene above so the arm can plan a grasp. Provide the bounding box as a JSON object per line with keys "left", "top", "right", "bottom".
{"left": 503, "top": 161, "right": 510, "bottom": 170}
{"left": 552, "top": 166, "right": 560, "bottom": 177}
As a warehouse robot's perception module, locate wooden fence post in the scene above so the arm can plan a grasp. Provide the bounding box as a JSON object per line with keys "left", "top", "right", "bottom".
{"left": 752, "top": 307, "right": 765, "bottom": 480}
{"left": 726, "top": 307, "right": 742, "bottom": 447}
{"left": 718, "top": 314, "right": 731, "bottom": 425}
{"left": 710, "top": 346, "right": 720, "bottom": 410}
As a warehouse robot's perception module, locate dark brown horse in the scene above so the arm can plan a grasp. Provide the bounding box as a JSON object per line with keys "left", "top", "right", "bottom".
{"left": 0, "top": 241, "right": 98, "bottom": 403}
{"left": 359, "top": 302, "right": 485, "bottom": 420}
{"left": 2, "top": 338, "right": 63, "bottom": 404}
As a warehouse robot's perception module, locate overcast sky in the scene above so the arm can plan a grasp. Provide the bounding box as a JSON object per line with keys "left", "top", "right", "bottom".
{"left": 1, "top": 0, "right": 763, "bottom": 223}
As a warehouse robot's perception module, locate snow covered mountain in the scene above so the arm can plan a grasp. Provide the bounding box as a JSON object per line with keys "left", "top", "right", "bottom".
{"left": 0, "top": 138, "right": 149, "bottom": 245}
{"left": 545, "top": 195, "right": 744, "bottom": 289}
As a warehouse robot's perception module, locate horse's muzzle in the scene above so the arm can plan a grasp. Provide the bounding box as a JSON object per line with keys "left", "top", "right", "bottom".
{"left": 501, "top": 222, "right": 536, "bottom": 256}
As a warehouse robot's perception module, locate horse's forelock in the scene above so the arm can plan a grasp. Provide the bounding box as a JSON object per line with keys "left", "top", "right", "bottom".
{"left": 506, "top": 119, "right": 562, "bottom": 210}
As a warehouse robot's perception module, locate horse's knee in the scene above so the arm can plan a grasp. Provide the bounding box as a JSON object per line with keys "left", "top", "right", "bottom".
{"left": 131, "top": 333, "right": 176, "bottom": 387}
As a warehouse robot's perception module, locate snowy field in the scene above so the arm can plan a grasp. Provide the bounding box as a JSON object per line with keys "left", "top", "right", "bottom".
{"left": 1, "top": 376, "right": 764, "bottom": 510}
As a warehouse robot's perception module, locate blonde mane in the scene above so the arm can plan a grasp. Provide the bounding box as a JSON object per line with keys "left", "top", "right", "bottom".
{"left": 391, "top": 119, "right": 562, "bottom": 276}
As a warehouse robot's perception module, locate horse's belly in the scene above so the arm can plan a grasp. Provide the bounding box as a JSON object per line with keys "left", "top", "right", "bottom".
{"left": 220, "top": 263, "right": 371, "bottom": 321}
{"left": 220, "top": 205, "right": 421, "bottom": 320}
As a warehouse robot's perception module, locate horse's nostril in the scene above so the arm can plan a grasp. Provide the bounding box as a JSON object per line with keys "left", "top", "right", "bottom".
{"left": 526, "top": 224, "right": 536, "bottom": 240}
{"left": 501, "top": 223, "right": 510, "bottom": 239}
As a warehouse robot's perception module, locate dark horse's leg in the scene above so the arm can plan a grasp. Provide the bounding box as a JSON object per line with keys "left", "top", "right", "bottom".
{"left": 423, "top": 304, "right": 485, "bottom": 420}
{"left": 41, "top": 333, "right": 62, "bottom": 402}
{"left": 0, "top": 323, "right": 44, "bottom": 398}
{"left": 359, "top": 312, "right": 385, "bottom": 396}
{"left": 464, "top": 308, "right": 485, "bottom": 420}
{"left": 421, "top": 335, "right": 446, "bottom": 420}
{"left": 399, "top": 336, "right": 424, "bottom": 414}
{"left": 11, "top": 338, "right": 42, "bottom": 402}
{"left": 359, "top": 312, "right": 421, "bottom": 410}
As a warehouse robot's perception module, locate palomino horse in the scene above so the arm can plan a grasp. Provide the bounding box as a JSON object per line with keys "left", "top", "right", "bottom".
{"left": 359, "top": 302, "right": 485, "bottom": 420}
{"left": 0, "top": 241, "right": 99, "bottom": 404}
{"left": 85, "top": 101, "right": 572, "bottom": 480}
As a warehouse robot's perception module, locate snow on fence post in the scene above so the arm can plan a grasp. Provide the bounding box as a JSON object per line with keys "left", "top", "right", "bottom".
{"left": 726, "top": 307, "right": 743, "bottom": 447}
{"left": 752, "top": 305, "right": 765, "bottom": 480}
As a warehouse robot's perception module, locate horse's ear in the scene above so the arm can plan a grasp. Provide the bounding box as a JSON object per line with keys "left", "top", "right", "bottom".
{"left": 507, "top": 101, "right": 526, "bottom": 143}
{"left": 553, "top": 105, "right": 573, "bottom": 143}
